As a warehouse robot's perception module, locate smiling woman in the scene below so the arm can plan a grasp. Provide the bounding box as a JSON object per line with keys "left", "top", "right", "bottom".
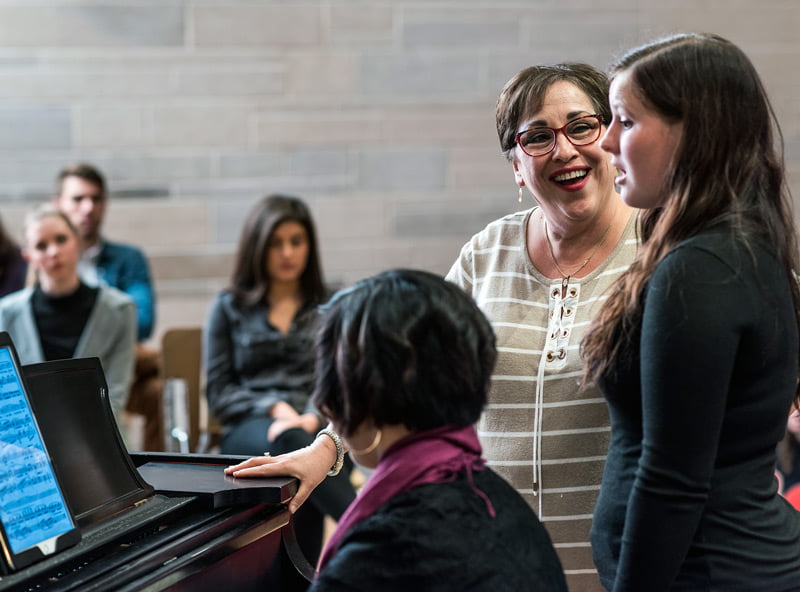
{"left": 444, "top": 64, "right": 636, "bottom": 591}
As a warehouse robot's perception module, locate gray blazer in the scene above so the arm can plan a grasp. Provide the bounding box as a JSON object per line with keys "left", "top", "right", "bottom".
{"left": 0, "top": 286, "right": 137, "bottom": 420}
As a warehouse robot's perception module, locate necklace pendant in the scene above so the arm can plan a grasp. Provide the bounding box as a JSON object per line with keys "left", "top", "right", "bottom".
{"left": 561, "top": 276, "right": 570, "bottom": 299}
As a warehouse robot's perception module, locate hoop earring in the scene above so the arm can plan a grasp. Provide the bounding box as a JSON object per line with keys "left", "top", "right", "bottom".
{"left": 349, "top": 429, "right": 382, "bottom": 456}
{"left": 518, "top": 186, "right": 523, "bottom": 203}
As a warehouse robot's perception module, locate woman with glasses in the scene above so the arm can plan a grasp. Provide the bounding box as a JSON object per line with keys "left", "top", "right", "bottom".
{"left": 583, "top": 33, "right": 800, "bottom": 590}
{"left": 443, "top": 63, "right": 635, "bottom": 590}
{"left": 225, "top": 64, "right": 635, "bottom": 591}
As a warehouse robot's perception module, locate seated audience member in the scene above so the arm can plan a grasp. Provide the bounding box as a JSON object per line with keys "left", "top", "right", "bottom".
{"left": 53, "top": 162, "right": 161, "bottom": 449}
{"left": 54, "top": 163, "right": 154, "bottom": 340}
{"left": 0, "top": 213, "right": 27, "bottom": 297}
{"left": 205, "top": 194, "right": 355, "bottom": 566}
{"left": 227, "top": 269, "right": 568, "bottom": 591}
{"left": 0, "top": 206, "right": 136, "bottom": 422}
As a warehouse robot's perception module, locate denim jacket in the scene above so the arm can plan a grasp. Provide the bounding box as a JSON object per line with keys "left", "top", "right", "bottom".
{"left": 95, "top": 240, "right": 155, "bottom": 341}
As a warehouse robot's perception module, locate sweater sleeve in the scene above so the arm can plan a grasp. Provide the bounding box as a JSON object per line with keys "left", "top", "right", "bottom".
{"left": 103, "top": 296, "right": 137, "bottom": 422}
{"left": 611, "top": 245, "right": 754, "bottom": 591}
{"left": 445, "top": 240, "right": 474, "bottom": 294}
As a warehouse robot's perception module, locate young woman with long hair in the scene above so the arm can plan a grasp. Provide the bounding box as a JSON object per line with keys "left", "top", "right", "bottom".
{"left": 582, "top": 33, "right": 800, "bottom": 590}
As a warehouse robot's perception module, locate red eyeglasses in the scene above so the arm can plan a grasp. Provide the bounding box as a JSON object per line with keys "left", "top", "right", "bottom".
{"left": 516, "top": 114, "right": 603, "bottom": 157}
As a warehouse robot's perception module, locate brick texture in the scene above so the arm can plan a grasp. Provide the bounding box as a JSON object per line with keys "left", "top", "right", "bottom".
{"left": 0, "top": 0, "right": 794, "bottom": 344}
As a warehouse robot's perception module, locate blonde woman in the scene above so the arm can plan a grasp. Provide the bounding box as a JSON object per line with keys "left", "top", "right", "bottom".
{"left": 0, "top": 205, "right": 136, "bottom": 423}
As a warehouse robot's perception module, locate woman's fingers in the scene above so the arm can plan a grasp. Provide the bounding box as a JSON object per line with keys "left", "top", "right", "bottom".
{"left": 224, "top": 455, "right": 276, "bottom": 474}
{"left": 288, "top": 480, "right": 315, "bottom": 514}
{"left": 222, "top": 439, "right": 337, "bottom": 513}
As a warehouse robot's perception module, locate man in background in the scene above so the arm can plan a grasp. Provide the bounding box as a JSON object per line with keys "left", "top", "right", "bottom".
{"left": 54, "top": 163, "right": 154, "bottom": 341}
{"left": 54, "top": 163, "right": 162, "bottom": 450}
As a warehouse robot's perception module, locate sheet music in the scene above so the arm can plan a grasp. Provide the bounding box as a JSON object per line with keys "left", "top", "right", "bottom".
{"left": 0, "top": 348, "right": 73, "bottom": 553}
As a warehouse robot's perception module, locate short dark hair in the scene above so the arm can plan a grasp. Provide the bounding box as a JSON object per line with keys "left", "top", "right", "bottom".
{"left": 496, "top": 63, "right": 611, "bottom": 160}
{"left": 312, "top": 269, "right": 497, "bottom": 437}
{"left": 55, "top": 163, "right": 106, "bottom": 198}
{"left": 230, "top": 194, "right": 325, "bottom": 307}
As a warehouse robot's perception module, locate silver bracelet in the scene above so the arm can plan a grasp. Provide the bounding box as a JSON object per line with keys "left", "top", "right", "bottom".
{"left": 317, "top": 428, "right": 344, "bottom": 477}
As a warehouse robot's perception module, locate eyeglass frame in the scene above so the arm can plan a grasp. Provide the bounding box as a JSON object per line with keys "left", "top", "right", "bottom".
{"left": 515, "top": 114, "right": 604, "bottom": 158}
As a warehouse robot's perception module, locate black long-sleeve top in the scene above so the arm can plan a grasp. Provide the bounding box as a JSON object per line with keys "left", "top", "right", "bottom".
{"left": 311, "top": 468, "right": 567, "bottom": 591}
{"left": 32, "top": 282, "right": 98, "bottom": 360}
{"left": 591, "top": 230, "right": 800, "bottom": 591}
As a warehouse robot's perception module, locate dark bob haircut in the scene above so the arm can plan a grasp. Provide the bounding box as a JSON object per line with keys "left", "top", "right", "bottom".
{"left": 312, "top": 269, "right": 497, "bottom": 437}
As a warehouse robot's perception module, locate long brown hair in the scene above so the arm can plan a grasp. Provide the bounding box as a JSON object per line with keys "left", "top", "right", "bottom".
{"left": 229, "top": 194, "right": 326, "bottom": 308}
{"left": 582, "top": 33, "right": 800, "bottom": 399}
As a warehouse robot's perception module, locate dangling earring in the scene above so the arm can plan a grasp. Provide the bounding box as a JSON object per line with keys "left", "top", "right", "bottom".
{"left": 349, "top": 429, "right": 383, "bottom": 456}
{"left": 518, "top": 186, "right": 523, "bottom": 203}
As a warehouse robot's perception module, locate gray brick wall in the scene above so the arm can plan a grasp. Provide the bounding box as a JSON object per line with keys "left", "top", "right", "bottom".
{"left": 0, "top": 0, "right": 797, "bottom": 343}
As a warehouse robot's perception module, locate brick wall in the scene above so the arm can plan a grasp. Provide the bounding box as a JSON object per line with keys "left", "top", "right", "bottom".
{"left": 0, "top": 0, "right": 797, "bottom": 343}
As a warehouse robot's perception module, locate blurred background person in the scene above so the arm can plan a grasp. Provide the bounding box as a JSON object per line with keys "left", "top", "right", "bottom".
{"left": 53, "top": 162, "right": 161, "bottom": 450}
{"left": 0, "top": 205, "right": 136, "bottom": 424}
{"left": 229, "top": 269, "right": 568, "bottom": 591}
{"left": 204, "top": 194, "right": 355, "bottom": 573}
{"left": 0, "top": 213, "right": 27, "bottom": 297}
{"left": 54, "top": 163, "right": 154, "bottom": 341}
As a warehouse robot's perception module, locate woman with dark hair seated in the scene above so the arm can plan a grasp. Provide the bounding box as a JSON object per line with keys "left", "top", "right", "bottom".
{"left": 205, "top": 194, "right": 355, "bottom": 572}
{"left": 228, "top": 269, "right": 567, "bottom": 591}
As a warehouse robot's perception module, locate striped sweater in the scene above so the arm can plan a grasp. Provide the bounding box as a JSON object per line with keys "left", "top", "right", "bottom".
{"left": 447, "top": 208, "right": 637, "bottom": 592}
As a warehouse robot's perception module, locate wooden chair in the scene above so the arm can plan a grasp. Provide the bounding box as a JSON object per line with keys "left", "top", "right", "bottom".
{"left": 160, "top": 327, "right": 220, "bottom": 453}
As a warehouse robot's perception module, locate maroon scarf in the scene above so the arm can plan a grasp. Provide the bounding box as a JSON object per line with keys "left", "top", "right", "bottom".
{"left": 316, "top": 424, "right": 495, "bottom": 574}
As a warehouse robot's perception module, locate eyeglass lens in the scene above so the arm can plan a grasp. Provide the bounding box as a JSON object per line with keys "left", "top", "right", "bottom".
{"left": 518, "top": 115, "right": 601, "bottom": 157}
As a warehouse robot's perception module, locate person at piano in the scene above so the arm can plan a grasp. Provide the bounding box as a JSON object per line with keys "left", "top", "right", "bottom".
{"left": 228, "top": 269, "right": 567, "bottom": 590}
{"left": 0, "top": 205, "right": 136, "bottom": 424}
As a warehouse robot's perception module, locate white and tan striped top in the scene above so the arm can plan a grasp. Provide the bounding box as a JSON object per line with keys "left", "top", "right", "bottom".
{"left": 447, "top": 207, "right": 637, "bottom": 592}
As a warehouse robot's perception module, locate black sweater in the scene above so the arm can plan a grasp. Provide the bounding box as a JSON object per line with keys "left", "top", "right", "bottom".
{"left": 32, "top": 282, "right": 98, "bottom": 360}
{"left": 311, "top": 468, "right": 567, "bottom": 591}
{"left": 592, "top": 231, "right": 800, "bottom": 591}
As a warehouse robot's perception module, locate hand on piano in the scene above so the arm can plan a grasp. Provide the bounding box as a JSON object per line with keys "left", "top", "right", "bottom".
{"left": 224, "top": 431, "right": 339, "bottom": 514}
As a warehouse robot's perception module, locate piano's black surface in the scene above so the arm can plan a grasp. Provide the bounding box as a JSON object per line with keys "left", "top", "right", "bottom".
{"left": 0, "top": 455, "right": 300, "bottom": 592}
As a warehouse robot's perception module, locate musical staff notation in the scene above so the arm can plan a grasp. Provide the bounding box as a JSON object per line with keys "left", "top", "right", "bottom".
{"left": 0, "top": 347, "right": 73, "bottom": 553}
